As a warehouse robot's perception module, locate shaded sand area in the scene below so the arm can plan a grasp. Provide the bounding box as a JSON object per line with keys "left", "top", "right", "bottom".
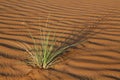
{"left": 0, "top": 0, "right": 120, "bottom": 80}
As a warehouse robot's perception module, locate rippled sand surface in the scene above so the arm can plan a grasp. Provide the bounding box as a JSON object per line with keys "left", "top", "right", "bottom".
{"left": 0, "top": 0, "right": 120, "bottom": 80}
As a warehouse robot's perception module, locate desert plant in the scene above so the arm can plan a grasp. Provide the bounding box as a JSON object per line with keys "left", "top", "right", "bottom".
{"left": 16, "top": 25, "right": 95, "bottom": 69}
{"left": 16, "top": 14, "right": 97, "bottom": 69}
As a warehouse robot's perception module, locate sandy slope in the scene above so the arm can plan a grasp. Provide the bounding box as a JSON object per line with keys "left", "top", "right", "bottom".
{"left": 0, "top": 0, "right": 120, "bottom": 80}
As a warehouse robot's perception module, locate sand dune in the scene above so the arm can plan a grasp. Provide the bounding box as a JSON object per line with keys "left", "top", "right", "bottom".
{"left": 0, "top": 0, "right": 120, "bottom": 80}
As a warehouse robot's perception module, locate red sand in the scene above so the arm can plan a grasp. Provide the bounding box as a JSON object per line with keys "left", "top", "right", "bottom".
{"left": 0, "top": 0, "right": 120, "bottom": 80}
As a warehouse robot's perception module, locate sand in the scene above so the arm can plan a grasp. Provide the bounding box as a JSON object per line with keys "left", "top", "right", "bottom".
{"left": 0, "top": 0, "right": 120, "bottom": 80}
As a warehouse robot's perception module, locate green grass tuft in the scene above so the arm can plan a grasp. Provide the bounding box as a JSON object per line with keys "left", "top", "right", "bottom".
{"left": 16, "top": 15, "right": 93, "bottom": 69}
